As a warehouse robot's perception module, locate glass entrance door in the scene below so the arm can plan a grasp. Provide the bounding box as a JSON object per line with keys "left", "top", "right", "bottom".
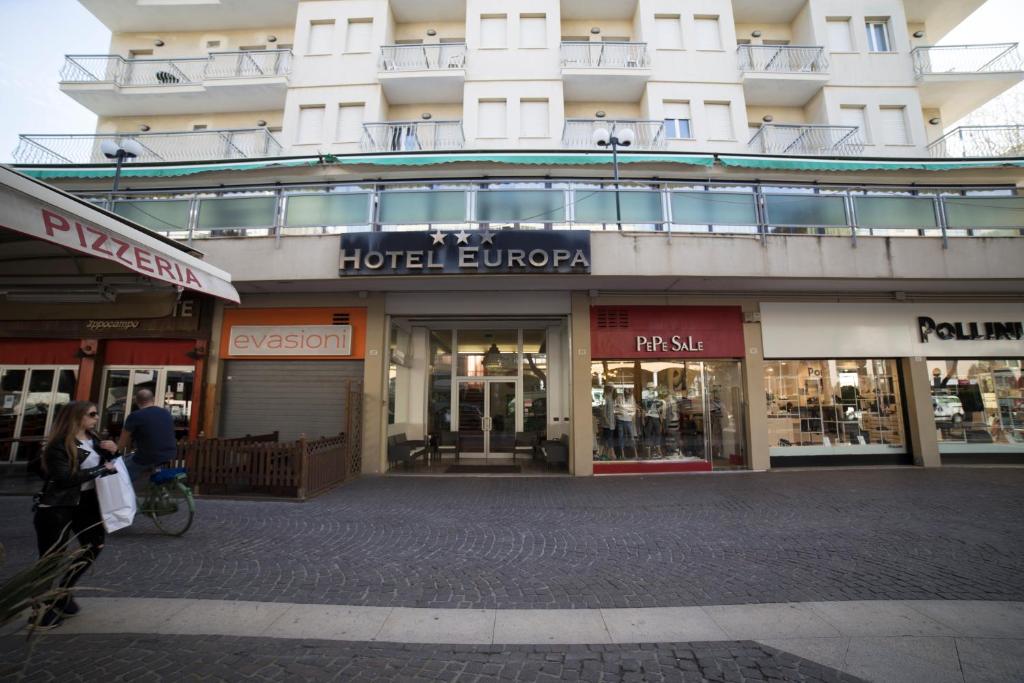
{"left": 99, "top": 366, "right": 195, "bottom": 441}
{"left": 457, "top": 379, "right": 517, "bottom": 458}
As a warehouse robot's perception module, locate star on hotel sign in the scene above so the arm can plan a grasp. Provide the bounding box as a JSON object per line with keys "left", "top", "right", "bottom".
{"left": 429, "top": 230, "right": 446, "bottom": 246}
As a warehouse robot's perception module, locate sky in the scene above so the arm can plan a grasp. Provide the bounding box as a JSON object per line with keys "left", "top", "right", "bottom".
{"left": 0, "top": 0, "right": 1022, "bottom": 162}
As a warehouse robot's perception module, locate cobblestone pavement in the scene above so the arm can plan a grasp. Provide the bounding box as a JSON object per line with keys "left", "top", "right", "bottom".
{"left": 1, "top": 468, "right": 1022, "bottom": 609}
{"left": 0, "top": 635, "right": 865, "bottom": 682}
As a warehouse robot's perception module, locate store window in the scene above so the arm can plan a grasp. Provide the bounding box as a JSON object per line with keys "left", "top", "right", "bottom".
{"left": 929, "top": 359, "right": 1024, "bottom": 453}
{"left": 428, "top": 330, "right": 453, "bottom": 433}
{"left": 522, "top": 330, "right": 547, "bottom": 433}
{"left": 99, "top": 367, "right": 194, "bottom": 441}
{"left": 591, "top": 360, "right": 746, "bottom": 469}
{"left": 764, "top": 359, "right": 905, "bottom": 456}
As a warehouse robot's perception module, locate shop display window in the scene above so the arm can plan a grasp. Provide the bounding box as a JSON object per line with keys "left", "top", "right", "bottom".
{"left": 929, "top": 359, "right": 1024, "bottom": 453}
{"left": 99, "top": 367, "right": 194, "bottom": 441}
{"left": 590, "top": 360, "right": 746, "bottom": 470}
{"left": 764, "top": 359, "right": 905, "bottom": 456}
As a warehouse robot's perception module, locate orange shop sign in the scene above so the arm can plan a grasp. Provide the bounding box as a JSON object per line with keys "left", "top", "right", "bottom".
{"left": 221, "top": 308, "right": 366, "bottom": 359}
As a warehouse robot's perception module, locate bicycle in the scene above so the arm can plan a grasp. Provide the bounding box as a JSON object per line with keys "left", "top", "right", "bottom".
{"left": 138, "top": 467, "right": 195, "bottom": 536}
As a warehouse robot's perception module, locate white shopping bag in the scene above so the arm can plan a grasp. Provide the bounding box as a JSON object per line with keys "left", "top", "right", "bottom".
{"left": 95, "top": 456, "right": 137, "bottom": 533}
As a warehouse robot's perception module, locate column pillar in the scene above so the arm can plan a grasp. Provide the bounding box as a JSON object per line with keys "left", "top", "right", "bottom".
{"left": 201, "top": 299, "right": 224, "bottom": 437}
{"left": 361, "top": 293, "right": 387, "bottom": 475}
{"left": 569, "top": 291, "right": 593, "bottom": 476}
{"left": 900, "top": 357, "right": 941, "bottom": 467}
{"left": 742, "top": 320, "right": 770, "bottom": 470}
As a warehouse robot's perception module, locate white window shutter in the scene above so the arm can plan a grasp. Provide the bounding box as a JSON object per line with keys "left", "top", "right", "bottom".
{"left": 346, "top": 20, "right": 373, "bottom": 52}
{"left": 480, "top": 16, "right": 508, "bottom": 48}
{"left": 655, "top": 17, "right": 683, "bottom": 49}
{"left": 297, "top": 106, "right": 325, "bottom": 143}
{"left": 337, "top": 104, "right": 364, "bottom": 142}
{"left": 705, "top": 103, "right": 733, "bottom": 140}
{"left": 694, "top": 18, "right": 721, "bottom": 50}
{"left": 664, "top": 102, "right": 691, "bottom": 120}
{"left": 307, "top": 21, "right": 334, "bottom": 54}
{"left": 839, "top": 106, "right": 868, "bottom": 141}
{"left": 827, "top": 20, "right": 852, "bottom": 52}
{"left": 520, "top": 100, "right": 549, "bottom": 137}
{"left": 479, "top": 100, "right": 507, "bottom": 138}
{"left": 520, "top": 16, "right": 546, "bottom": 49}
{"left": 880, "top": 107, "right": 909, "bottom": 145}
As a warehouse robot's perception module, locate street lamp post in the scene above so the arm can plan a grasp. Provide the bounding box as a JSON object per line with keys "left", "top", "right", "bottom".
{"left": 592, "top": 125, "right": 635, "bottom": 230}
{"left": 100, "top": 139, "right": 145, "bottom": 194}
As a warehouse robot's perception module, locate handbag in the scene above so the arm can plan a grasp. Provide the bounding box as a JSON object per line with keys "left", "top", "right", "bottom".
{"left": 94, "top": 456, "right": 137, "bottom": 533}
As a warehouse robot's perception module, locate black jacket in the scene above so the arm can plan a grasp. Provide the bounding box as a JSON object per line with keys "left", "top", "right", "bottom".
{"left": 36, "top": 437, "right": 115, "bottom": 508}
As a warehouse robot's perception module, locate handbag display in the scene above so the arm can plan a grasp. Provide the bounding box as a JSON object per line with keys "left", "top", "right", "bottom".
{"left": 94, "top": 456, "right": 137, "bottom": 533}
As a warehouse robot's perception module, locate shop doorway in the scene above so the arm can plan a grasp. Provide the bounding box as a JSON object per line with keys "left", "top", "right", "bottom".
{"left": 99, "top": 366, "right": 195, "bottom": 441}
{"left": 457, "top": 378, "right": 517, "bottom": 457}
{"left": 0, "top": 366, "right": 77, "bottom": 464}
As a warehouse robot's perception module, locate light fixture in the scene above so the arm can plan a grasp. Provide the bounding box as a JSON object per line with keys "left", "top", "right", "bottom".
{"left": 590, "top": 27, "right": 601, "bottom": 34}
{"left": 592, "top": 125, "right": 634, "bottom": 229}
{"left": 913, "top": 30, "right": 925, "bottom": 38}
{"left": 481, "top": 342, "right": 502, "bottom": 371}
{"left": 421, "top": 112, "right": 432, "bottom": 120}
{"left": 100, "top": 139, "right": 145, "bottom": 192}
{"left": 256, "top": 119, "right": 267, "bottom": 127}
{"left": 426, "top": 29, "right": 437, "bottom": 36}
{"left": 267, "top": 35, "right": 277, "bottom": 42}
{"left": 595, "top": 110, "right": 606, "bottom": 118}
{"left": 138, "top": 124, "right": 150, "bottom": 132}
{"left": 751, "top": 30, "right": 762, "bottom": 38}
{"left": 154, "top": 39, "right": 164, "bottom": 47}
{"left": 928, "top": 117, "right": 941, "bottom": 125}
{"left": 762, "top": 114, "right": 774, "bottom": 123}
{"left": 4, "top": 286, "right": 117, "bottom": 304}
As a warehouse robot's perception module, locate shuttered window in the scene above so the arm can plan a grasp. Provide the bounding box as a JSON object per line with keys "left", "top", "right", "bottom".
{"left": 307, "top": 20, "right": 334, "bottom": 54}
{"left": 879, "top": 106, "right": 909, "bottom": 145}
{"left": 346, "top": 19, "right": 372, "bottom": 52}
{"left": 826, "top": 19, "right": 852, "bottom": 52}
{"left": 694, "top": 17, "right": 721, "bottom": 50}
{"left": 480, "top": 15, "right": 508, "bottom": 48}
{"left": 520, "top": 15, "right": 546, "bottom": 48}
{"left": 839, "top": 106, "right": 868, "bottom": 142}
{"left": 655, "top": 16, "right": 683, "bottom": 49}
{"left": 705, "top": 102, "right": 733, "bottom": 140}
{"left": 297, "top": 105, "right": 325, "bottom": 143}
{"left": 520, "top": 100, "right": 549, "bottom": 138}
{"left": 478, "top": 100, "right": 507, "bottom": 138}
{"left": 336, "top": 104, "right": 364, "bottom": 142}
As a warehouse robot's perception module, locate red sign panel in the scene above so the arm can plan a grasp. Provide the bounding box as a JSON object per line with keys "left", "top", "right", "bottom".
{"left": 591, "top": 306, "right": 745, "bottom": 359}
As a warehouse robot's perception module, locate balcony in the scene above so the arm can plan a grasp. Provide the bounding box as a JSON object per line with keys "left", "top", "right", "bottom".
{"left": 561, "top": 120, "right": 665, "bottom": 151}
{"left": 912, "top": 44, "right": 1024, "bottom": 122}
{"left": 77, "top": 0, "right": 298, "bottom": 31}
{"left": 12, "top": 129, "right": 283, "bottom": 165}
{"left": 928, "top": 125, "right": 1024, "bottom": 158}
{"left": 59, "top": 50, "right": 292, "bottom": 116}
{"left": 360, "top": 121, "right": 465, "bottom": 153}
{"left": 748, "top": 124, "right": 865, "bottom": 157}
{"left": 737, "top": 45, "right": 830, "bottom": 106}
{"left": 560, "top": 42, "right": 651, "bottom": 101}
{"left": 378, "top": 44, "right": 466, "bottom": 104}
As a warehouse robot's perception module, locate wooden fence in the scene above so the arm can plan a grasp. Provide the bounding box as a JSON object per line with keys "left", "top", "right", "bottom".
{"left": 174, "top": 431, "right": 355, "bottom": 499}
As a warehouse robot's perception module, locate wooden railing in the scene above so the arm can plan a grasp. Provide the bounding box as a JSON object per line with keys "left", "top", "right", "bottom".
{"left": 174, "top": 432, "right": 354, "bottom": 499}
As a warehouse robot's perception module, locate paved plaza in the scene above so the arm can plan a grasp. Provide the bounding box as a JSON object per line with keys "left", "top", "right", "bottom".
{"left": 1, "top": 467, "right": 1023, "bottom": 681}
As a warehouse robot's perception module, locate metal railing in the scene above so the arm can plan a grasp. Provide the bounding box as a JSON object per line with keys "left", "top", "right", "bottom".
{"left": 360, "top": 121, "right": 465, "bottom": 152}
{"left": 560, "top": 42, "right": 650, "bottom": 69}
{"left": 60, "top": 50, "right": 292, "bottom": 87}
{"left": 562, "top": 120, "right": 665, "bottom": 150}
{"left": 378, "top": 43, "right": 466, "bottom": 72}
{"left": 748, "top": 124, "right": 865, "bottom": 156}
{"left": 737, "top": 45, "right": 828, "bottom": 73}
{"left": 12, "top": 129, "right": 284, "bottom": 164}
{"left": 911, "top": 43, "right": 1022, "bottom": 77}
{"left": 928, "top": 125, "right": 1024, "bottom": 158}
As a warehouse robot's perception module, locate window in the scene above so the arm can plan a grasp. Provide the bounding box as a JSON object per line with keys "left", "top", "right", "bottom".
{"left": 478, "top": 99, "right": 507, "bottom": 138}
{"left": 480, "top": 15, "right": 508, "bottom": 48}
{"left": 520, "top": 99, "right": 549, "bottom": 138}
{"left": 336, "top": 103, "right": 364, "bottom": 142}
{"left": 826, "top": 18, "right": 853, "bottom": 52}
{"left": 307, "top": 20, "right": 334, "bottom": 54}
{"left": 297, "top": 105, "right": 325, "bottom": 143}
{"left": 694, "top": 17, "right": 722, "bottom": 50}
{"left": 346, "top": 19, "right": 373, "bottom": 53}
{"left": 519, "top": 14, "right": 546, "bottom": 49}
{"left": 865, "top": 20, "right": 891, "bottom": 52}
{"left": 655, "top": 15, "right": 683, "bottom": 49}
{"left": 839, "top": 105, "right": 868, "bottom": 142}
{"left": 929, "top": 360, "right": 1024, "bottom": 455}
{"left": 879, "top": 106, "right": 909, "bottom": 145}
{"left": 705, "top": 102, "right": 733, "bottom": 140}
{"left": 663, "top": 101, "right": 692, "bottom": 139}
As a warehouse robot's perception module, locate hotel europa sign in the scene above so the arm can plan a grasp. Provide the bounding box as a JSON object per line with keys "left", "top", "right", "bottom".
{"left": 339, "top": 230, "right": 591, "bottom": 276}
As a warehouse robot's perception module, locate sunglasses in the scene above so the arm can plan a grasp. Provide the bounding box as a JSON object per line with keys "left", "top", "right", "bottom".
{"left": 86, "top": 412, "right": 99, "bottom": 417}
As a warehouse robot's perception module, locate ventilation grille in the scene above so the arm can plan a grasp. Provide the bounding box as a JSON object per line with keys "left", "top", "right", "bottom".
{"left": 596, "top": 308, "right": 630, "bottom": 329}
{"left": 332, "top": 313, "right": 351, "bottom": 325}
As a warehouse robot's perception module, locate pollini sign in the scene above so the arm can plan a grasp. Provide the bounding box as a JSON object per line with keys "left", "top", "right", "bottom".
{"left": 339, "top": 230, "right": 590, "bottom": 276}
{"left": 918, "top": 316, "right": 1024, "bottom": 343}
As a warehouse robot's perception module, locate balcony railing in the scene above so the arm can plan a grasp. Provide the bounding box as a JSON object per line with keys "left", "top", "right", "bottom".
{"left": 748, "top": 124, "right": 865, "bottom": 156}
{"left": 379, "top": 43, "right": 466, "bottom": 72}
{"left": 60, "top": 50, "right": 293, "bottom": 87}
{"left": 911, "top": 43, "right": 1022, "bottom": 77}
{"left": 560, "top": 42, "right": 650, "bottom": 69}
{"left": 360, "top": 121, "right": 465, "bottom": 152}
{"left": 928, "top": 125, "right": 1024, "bottom": 158}
{"left": 562, "top": 120, "right": 665, "bottom": 150}
{"left": 737, "top": 45, "right": 828, "bottom": 74}
{"left": 12, "top": 129, "right": 283, "bottom": 164}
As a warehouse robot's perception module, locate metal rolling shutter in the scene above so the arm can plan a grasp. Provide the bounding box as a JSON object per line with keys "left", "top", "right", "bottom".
{"left": 220, "top": 360, "right": 363, "bottom": 441}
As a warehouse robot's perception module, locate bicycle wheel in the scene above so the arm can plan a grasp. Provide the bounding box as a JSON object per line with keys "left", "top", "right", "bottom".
{"left": 150, "top": 479, "right": 195, "bottom": 536}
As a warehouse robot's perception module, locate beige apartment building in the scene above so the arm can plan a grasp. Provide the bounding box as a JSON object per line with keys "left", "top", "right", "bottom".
{"left": 4, "top": 0, "right": 1024, "bottom": 478}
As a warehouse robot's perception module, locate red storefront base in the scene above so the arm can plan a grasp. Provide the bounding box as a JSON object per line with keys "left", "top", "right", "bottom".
{"left": 594, "top": 460, "right": 714, "bottom": 475}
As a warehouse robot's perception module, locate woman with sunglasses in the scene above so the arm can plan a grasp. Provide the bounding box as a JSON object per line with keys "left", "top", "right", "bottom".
{"left": 32, "top": 400, "right": 118, "bottom": 629}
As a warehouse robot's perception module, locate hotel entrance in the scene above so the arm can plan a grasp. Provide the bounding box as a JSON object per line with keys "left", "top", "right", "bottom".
{"left": 457, "top": 379, "right": 516, "bottom": 457}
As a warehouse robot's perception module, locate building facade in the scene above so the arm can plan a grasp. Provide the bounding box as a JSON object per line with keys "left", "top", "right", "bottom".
{"left": 5, "top": 0, "right": 1024, "bottom": 475}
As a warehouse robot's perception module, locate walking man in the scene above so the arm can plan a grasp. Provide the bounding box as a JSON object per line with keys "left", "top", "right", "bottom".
{"left": 117, "top": 389, "right": 178, "bottom": 481}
